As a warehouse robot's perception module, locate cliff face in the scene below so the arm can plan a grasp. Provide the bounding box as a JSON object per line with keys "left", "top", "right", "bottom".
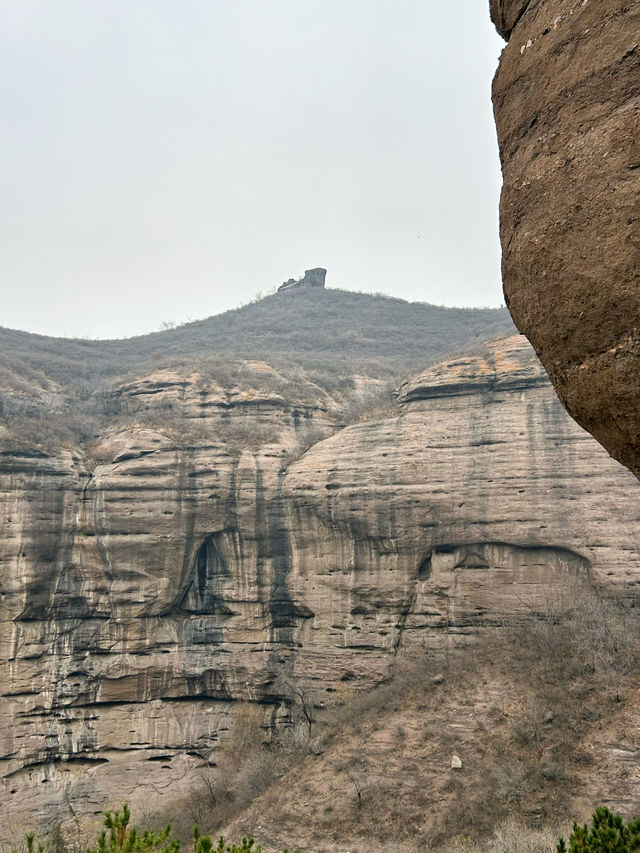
{"left": 1, "top": 336, "right": 639, "bottom": 835}
{"left": 491, "top": 0, "right": 640, "bottom": 476}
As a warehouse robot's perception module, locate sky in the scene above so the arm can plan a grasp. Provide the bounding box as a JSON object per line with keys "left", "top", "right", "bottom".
{"left": 1, "top": 1, "right": 506, "bottom": 340}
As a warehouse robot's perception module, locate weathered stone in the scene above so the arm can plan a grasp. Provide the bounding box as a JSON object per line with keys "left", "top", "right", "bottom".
{"left": 0, "top": 336, "right": 639, "bottom": 836}
{"left": 278, "top": 268, "right": 327, "bottom": 292}
{"left": 489, "top": 0, "right": 530, "bottom": 39}
{"left": 492, "top": 0, "right": 640, "bottom": 477}
{"left": 540, "top": 746, "right": 562, "bottom": 781}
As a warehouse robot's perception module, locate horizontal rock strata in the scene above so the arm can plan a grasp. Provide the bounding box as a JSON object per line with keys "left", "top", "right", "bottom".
{"left": 0, "top": 336, "right": 639, "bottom": 835}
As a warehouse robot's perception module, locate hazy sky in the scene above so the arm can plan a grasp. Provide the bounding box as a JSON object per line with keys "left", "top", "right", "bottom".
{"left": 1, "top": 1, "right": 505, "bottom": 340}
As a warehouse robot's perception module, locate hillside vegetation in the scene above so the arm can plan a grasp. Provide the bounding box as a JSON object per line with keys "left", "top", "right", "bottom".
{"left": 197, "top": 587, "right": 640, "bottom": 852}
{"left": 0, "top": 288, "right": 514, "bottom": 390}
{"left": 0, "top": 287, "right": 514, "bottom": 451}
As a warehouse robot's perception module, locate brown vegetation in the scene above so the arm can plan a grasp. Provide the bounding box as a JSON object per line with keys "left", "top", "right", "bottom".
{"left": 0, "top": 289, "right": 513, "bottom": 452}
{"left": 203, "top": 585, "right": 640, "bottom": 852}
{"left": 2, "top": 580, "right": 638, "bottom": 853}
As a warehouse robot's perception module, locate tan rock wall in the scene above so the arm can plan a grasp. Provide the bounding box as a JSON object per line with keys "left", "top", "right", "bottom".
{"left": 1, "top": 338, "right": 639, "bottom": 835}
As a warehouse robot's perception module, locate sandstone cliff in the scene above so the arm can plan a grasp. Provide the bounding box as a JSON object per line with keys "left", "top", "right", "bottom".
{"left": 1, "top": 336, "right": 639, "bottom": 838}
{"left": 491, "top": 0, "right": 640, "bottom": 476}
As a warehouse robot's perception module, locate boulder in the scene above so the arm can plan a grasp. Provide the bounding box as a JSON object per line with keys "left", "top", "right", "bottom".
{"left": 491, "top": 0, "right": 640, "bottom": 476}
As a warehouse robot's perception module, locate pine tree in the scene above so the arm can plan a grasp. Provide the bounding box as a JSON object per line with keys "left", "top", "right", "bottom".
{"left": 13, "top": 805, "right": 297, "bottom": 853}
{"left": 557, "top": 806, "right": 640, "bottom": 853}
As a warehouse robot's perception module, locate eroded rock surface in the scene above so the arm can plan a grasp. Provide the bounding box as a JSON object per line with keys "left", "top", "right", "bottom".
{"left": 1, "top": 336, "right": 639, "bottom": 835}
{"left": 491, "top": 0, "right": 640, "bottom": 476}
{"left": 278, "top": 267, "right": 327, "bottom": 292}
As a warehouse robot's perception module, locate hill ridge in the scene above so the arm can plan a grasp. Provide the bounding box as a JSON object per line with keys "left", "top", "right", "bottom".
{"left": 0, "top": 287, "right": 515, "bottom": 388}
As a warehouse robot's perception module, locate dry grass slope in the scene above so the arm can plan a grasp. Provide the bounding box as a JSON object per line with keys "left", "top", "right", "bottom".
{"left": 175, "top": 586, "right": 640, "bottom": 853}
{"left": 0, "top": 289, "right": 514, "bottom": 452}
{"left": 0, "top": 289, "right": 513, "bottom": 389}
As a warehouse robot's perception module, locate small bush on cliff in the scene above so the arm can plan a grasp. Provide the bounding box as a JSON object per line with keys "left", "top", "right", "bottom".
{"left": 557, "top": 807, "right": 640, "bottom": 853}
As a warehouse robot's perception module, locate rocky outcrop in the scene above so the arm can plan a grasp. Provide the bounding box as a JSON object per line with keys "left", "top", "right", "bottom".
{"left": 490, "top": 0, "right": 530, "bottom": 39}
{"left": 491, "top": 0, "right": 640, "bottom": 476}
{"left": 1, "top": 336, "right": 639, "bottom": 836}
{"left": 278, "top": 268, "right": 327, "bottom": 292}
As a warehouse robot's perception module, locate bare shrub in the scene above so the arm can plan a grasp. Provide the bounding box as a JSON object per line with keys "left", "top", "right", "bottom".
{"left": 493, "top": 760, "right": 531, "bottom": 805}
{"left": 280, "top": 424, "right": 330, "bottom": 469}
{"left": 506, "top": 584, "right": 640, "bottom": 701}
{"left": 339, "top": 383, "right": 397, "bottom": 426}
{"left": 272, "top": 675, "right": 318, "bottom": 745}
{"left": 487, "top": 820, "right": 559, "bottom": 853}
{"left": 85, "top": 440, "right": 113, "bottom": 465}
{"left": 223, "top": 420, "right": 282, "bottom": 453}
{"left": 162, "top": 704, "right": 282, "bottom": 838}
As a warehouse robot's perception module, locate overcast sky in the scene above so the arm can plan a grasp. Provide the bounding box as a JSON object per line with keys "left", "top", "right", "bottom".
{"left": 1, "top": 1, "right": 505, "bottom": 340}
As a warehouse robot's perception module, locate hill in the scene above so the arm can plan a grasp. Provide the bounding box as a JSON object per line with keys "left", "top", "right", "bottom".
{"left": 0, "top": 288, "right": 514, "bottom": 391}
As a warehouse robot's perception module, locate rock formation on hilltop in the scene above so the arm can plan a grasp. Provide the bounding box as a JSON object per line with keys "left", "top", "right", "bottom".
{"left": 1, "top": 335, "right": 640, "bottom": 837}
{"left": 278, "top": 267, "right": 327, "bottom": 292}
{"left": 491, "top": 0, "right": 640, "bottom": 476}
